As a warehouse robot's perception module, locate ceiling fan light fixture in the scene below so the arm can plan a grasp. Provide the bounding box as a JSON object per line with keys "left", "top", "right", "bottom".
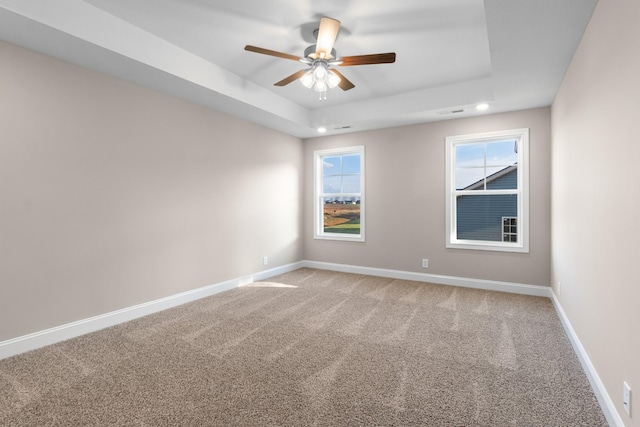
{"left": 299, "top": 61, "right": 341, "bottom": 100}
{"left": 314, "top": 64, "right": 327, "bottom": 80}
{"left": 327, "top": 70, "right": 341, "bottom": 88}
{"left": 315, "top": 79, "right": 328, "bottom": 92}
{"left": 300, "top": 70, "right": 314, "bottom": 88}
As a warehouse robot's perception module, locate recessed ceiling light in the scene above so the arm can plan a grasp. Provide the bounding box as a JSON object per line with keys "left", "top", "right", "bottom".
{"left": 317, "top": 127, "right": 327, "bottom": 133}
{"left": 475, "top": 103, "right": 489, "bottom": 111}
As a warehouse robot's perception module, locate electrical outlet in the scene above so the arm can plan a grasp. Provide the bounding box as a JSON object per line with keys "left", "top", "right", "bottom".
{"left": 263, "top": 256, "right": 268, "bottom": 266}
{"left": 623, "top": 382, "right": 632, "bottom": 416}
{"left": 421, "top": 259, "right": 429, "bottom": 268}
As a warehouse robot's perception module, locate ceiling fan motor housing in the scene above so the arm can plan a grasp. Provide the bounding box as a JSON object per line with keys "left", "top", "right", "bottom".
{"left": 304, "top": 45, "right": 336, "bottom": 60}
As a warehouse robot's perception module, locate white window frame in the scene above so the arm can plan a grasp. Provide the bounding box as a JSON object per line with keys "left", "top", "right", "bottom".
{"left": 314, "top": 146, "right": 365, "bottom": 242}
{"left": 445, "top": 128, "right": 529, "bottom": 253}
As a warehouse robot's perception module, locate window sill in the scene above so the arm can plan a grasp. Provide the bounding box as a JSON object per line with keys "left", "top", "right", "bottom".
{"left": 314, "top": 234, "right": 365, "bottom": 243}
{"left": 446, "top": 241, "right": 529, "bottom": 253}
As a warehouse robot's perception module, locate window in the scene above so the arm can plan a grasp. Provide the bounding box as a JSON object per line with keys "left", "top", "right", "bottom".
{"left": 445, "top": 128, "right": 529, "bottom": 252}
{"left": 502, "top": 217, "right": 517, "bottom": 242}
{"left": 314, "top": 146, "right": 365, "bottom": 241}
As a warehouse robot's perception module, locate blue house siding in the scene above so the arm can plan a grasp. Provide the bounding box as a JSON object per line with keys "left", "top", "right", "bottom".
{"left": 486, "top": 169, "right": 517, "bottom": 190}
{"left": 456, "top": 169, "right": 517, "bottom": 241}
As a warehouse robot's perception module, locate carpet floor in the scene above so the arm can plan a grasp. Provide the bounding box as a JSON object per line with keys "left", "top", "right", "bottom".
{"left": 0, "top": 268, "right": 607, "bottom": 426}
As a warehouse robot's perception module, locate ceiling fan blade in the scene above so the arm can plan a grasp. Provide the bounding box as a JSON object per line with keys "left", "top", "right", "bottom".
{"left": 274, "top": 69, "right": 308, "bottom": 86}
{"left": 330, "top": 69, "right": 355, "bottom": 91}
{"left": 244, "top": 45, "right": 300, "bottom": 62}
{"left": 315, "top": 17, "right": 341, "bottom": 59}
{"left": 339, "top": 52, "right": 396, "bottom": 66}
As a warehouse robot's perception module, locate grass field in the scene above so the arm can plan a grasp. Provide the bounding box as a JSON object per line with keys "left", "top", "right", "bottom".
{"left": 324, "top": 203, "right": 360, "bottom": 234}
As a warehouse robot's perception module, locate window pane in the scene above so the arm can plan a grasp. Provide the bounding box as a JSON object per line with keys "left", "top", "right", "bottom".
{"left": 323, "top": 197, "right": 360, "bottom": 235}
{"left": 342, "top": 175, "right": 360, "bottom": 193}
{"left": 323, "top": 157, "right": 341, "bottom": 176}
{"left": 342, "top": 154, "right": 360, "bottom": 174}
{"left": 323, "top": 176, "right": 341, "bottom": 193}
{"left": 486, "top": 140, "right": 518, "bottom": 167}
{"left": 455, "top": 141, "right": 519, "bottom": 190}
{"left": 455, "top": 143, "right": 484, "bottom": 167}
{"left": 456, "top": 167, "right": 484, "bottom": 190}
{"left": 456, "top": 194, "right": 518, "bottom": 242}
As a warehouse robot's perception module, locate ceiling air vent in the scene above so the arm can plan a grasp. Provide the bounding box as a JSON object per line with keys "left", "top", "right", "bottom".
{"left": 437, "top": 109, "right": 465, "bottom": 115}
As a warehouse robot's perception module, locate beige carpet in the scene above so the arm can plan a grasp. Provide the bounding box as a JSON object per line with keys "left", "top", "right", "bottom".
{"left": 0, "top": 268, "right": 607, "bottom": 426}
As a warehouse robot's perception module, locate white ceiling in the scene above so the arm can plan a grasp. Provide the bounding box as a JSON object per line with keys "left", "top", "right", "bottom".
{"left": 0, "top": 0, "right": 597, "bottom": 138}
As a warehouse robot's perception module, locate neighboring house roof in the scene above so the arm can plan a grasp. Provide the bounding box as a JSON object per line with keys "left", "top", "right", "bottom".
{"left": 463, "top": 164, "right": 518, "bottom": 190}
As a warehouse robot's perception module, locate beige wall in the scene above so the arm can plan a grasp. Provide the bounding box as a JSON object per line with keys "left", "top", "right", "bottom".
{"left": 551, "top": 0, "right": 640, "bottom": 424}
{"left": 0, "top": 41, "right": 304, "bottom": 342}
{"left": 304, "top": 108, "right": 551, "bottom": 286}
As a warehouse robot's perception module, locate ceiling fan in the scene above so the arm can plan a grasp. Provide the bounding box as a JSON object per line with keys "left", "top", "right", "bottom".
{"left": 244, "top": 17, "right": 396, "bottom": 100}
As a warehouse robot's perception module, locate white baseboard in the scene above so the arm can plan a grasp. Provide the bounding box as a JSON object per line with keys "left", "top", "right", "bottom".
{"left": 301, "top": 260, "right": 552, "bottom": 298}
{"left": 550, "top": 291, "right": 624, "bottom": 427}
{"left": 0, "top": 261, "right": 304, "bottom": 360}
